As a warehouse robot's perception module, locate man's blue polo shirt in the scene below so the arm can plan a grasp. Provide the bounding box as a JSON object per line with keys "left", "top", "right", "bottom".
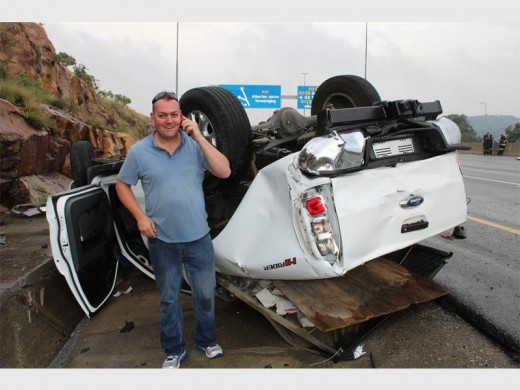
{"left": 117, "top": 130, "right": 210, "bottom": 243}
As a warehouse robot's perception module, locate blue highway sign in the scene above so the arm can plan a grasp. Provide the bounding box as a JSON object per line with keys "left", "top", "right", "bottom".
{"left": 219, "top": 84, "right": 281, "bottom": 108}
{"left": 297, "top": 85, "right": 317, "bottom": 109}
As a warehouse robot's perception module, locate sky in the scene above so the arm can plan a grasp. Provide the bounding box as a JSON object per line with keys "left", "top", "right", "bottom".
{"left": 3, "top": 1, "right": 519, "bottom": 127}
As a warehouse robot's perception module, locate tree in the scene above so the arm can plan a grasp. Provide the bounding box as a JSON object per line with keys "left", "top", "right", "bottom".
{"left": 56, "top": 52, "right": 76, "bottom": 67}
{"left": 445, "top": 114, "right": 479, "bottom": 142}
{"left": 505, "top": 123, "right": 520, "bottom": 143}
{"left": 98, "top": 90, "right": 114, "bottom": 99}
{"left": 73, "top": 64, "right": 99, "bottom": 90}
{"left": 99, "top": 90, "right": 132, "bottom": 107}
{"left": 114, "top": 93, "right": 131, "bottom": 106}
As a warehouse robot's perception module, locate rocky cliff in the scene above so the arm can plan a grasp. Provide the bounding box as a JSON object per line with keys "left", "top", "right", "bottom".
{"left": 0, "top": 22, "right": 146, "bottom": 208}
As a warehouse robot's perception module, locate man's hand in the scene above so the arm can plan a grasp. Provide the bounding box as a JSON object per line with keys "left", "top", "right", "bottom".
{"left": 116, "top": 179, "right": 158, "bottom": 239}
{"left": 137, "top": 214, "right": 157, "bottom": 239}
{"left": 179, "top": 115, "right": 231, "bottom": 179}
{"left": 181, "top": 115, "right": 204, "bottom": 142}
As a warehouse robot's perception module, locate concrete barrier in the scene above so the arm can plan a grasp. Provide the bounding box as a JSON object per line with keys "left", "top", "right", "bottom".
{"left": 0, "top": 213, "right": 84, "bottom": 368}
{"left": 0, "top": 265, "right": 84, "bottom": 367}
{"left": 460, "top": 142, "right": 520, "bottom": 156}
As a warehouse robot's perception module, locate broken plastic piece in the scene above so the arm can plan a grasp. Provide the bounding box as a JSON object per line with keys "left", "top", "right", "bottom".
{"left": 255, "top": 288, "right": 298, "bottom": 315}
{"left": 297, "top": 311, "right": 315, "bottom": 328}
{"left": 10, "top": 203, "right": 46, "bottom": 217}
{"left": 258, "top": 280, "right": 273, "bottom": 289}
{"left": 352, "top": 345, "right": 365, "bottom": 359}
{"left": 336, "top": 345, "right": 366, "bottom": 361}
{"left": 275, "top": 296, "right": 297, "bottom": 315}
{"left": 271, "top": 288, "right": 284, "bottom": 296}
{"left": 113, "top": 286, "right": 133, "bottom": 297}
{"left": 255, "top": 288, "right": 277, "bottom": 308}
{"left": 120, "top": 321, "right": 134, "bottom": 333}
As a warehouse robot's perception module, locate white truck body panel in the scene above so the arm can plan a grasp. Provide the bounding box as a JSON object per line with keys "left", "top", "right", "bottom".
{"left": 213, "top": 152, "right": 466, "bottom": 280}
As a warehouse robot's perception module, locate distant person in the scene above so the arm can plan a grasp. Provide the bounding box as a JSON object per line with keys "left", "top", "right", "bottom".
{"left": 483, "top": 132, "right": 493, "bottom": 155}
{"left": 115, "top": 91, "right": 231, "bottom": 368}
{"left": 498, "top": 132, "right": 508, "bottom": 155}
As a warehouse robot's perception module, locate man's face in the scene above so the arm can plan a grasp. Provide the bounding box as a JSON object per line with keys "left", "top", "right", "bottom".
{"left": 150, "top": 98, "right": 182, "bottom": 140}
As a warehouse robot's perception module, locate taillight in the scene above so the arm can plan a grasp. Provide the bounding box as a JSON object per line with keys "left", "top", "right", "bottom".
{"left": 311, "top": 217, "right": 332, "bottom": 235}
{"left": 306, "top": 197, "right": 326, "bottom": 215}
{"left": 299, "top": 186, "right": 341, "bottom": 262}
{"left": 311, "top": 217, "right": 336, "bottom": 256}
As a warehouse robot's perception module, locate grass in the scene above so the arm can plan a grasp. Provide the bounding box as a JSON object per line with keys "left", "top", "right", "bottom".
{"left": 0, "top": 77, "right": 54, "bottom": 129}
{"left": 0, "top": 65, "right": 148, "bottom": 137}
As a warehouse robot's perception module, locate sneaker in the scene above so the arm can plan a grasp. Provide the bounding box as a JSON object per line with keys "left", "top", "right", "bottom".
{"left": 162, "top": 350, "right": 187, "bottom": 368}
{"left": 196, "top": 344, "right": 223, "bottom": 359}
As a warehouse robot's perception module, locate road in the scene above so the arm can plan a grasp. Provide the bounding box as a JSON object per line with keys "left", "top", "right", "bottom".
{"left": 424, "top": 153, "right": 520, "bottom": 357}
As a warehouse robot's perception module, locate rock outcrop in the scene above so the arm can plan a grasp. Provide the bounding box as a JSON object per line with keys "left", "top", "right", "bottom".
{"left": 0, "top": 22, "right": 145, "bottom": 207}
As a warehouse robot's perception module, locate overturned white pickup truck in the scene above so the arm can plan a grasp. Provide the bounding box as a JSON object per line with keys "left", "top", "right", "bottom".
{"left": 46, "top": 75, "right": 468, "bottom": 359}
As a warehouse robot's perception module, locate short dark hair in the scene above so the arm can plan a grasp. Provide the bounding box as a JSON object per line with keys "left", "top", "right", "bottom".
{"left": 152, "top": 91, "right": 177, "bottom": 105}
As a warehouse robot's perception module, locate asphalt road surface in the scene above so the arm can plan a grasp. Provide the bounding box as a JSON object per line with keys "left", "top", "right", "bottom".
{"left": 424, "top": 153, "right": 520, "bottom": 357}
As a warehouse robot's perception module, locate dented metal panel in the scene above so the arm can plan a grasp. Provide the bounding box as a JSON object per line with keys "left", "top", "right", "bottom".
{"left": 331, "top": 152, "right": 467, "bottom": 274}
{"left": 212, "top": 152, "right": 466, "bottom": 281}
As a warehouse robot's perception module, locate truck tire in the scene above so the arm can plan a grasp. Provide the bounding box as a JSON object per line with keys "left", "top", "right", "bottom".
{"left": 70, "top": 141, "right": 94, "bottom": 188}
{"left": 310, "top": 75, "right": 381, "bottom": 115}
{"left": 180, "top": 86, "right": 251, "bottom": 189}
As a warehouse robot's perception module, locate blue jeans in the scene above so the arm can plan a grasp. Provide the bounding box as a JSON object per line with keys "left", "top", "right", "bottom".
{"left": 148, "top": 233, "right": 217, "bottom": 355}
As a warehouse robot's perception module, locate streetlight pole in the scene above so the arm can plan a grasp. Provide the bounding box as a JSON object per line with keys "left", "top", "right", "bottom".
{"left": 176, "top": 22, "right": 179, "bottom": 97}
{"left": 302, "top": 72, "right": 308, "bottom": 116}
{"left": 364, "top": 22, "right": 368, "bottom": 79}
{"left": 480, "top": 101, "right": 487, "bottom": 135}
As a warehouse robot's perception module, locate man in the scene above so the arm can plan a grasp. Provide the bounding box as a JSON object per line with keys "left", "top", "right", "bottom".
{"left": 115, "top": 91, "right": 231, "bottom": 368}
{"left": 482, "top": 132, "right": 493, "bottom": 155}
{"left": 498, "top": 132, "right": 507, "bottom": 155}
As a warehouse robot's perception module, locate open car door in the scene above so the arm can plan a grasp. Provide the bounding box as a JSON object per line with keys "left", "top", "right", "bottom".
{"left": 46, "top": 185, "right": 120, "bottom": 317}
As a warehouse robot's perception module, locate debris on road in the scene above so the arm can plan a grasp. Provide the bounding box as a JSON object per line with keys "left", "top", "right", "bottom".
{"left": 10, "top": 203, "right": 46, "bottom": 217}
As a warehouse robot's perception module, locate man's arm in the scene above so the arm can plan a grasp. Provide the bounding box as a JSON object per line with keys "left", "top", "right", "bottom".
{"left": 115, "top": 180, "right": 157, "bottom": 239}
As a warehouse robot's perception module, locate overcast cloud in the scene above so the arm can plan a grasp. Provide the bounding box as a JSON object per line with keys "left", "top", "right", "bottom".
{"left": 4, "top": 0, "right": 518, "bottom": 126}
{"left": 41, "top": 21, "right": 519, "bottom": 125}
